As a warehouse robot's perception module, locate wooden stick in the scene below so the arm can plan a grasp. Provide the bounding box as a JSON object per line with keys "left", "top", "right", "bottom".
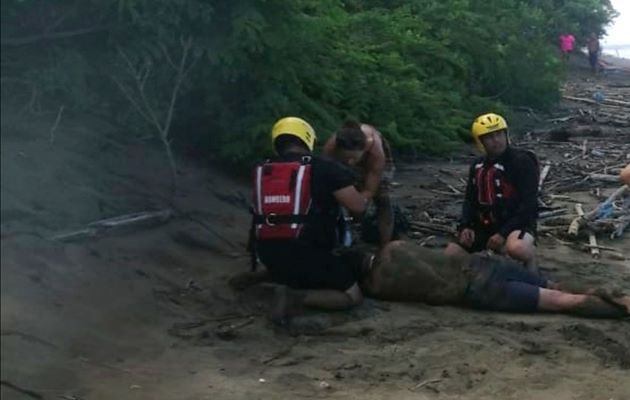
{"left": 563, "top": 95, "right": 630, "bottom": 108}
{"left": 589, "top": 173, "right": 623, "bottom": 183}
{"left": 538, "top": 162, "right": 551, "bottom": 192}
{"left": 447, "top": 184, "right": 462, "bottom": 194}
{"left": 568, "top": 203, "right": 584, "bottom": 236}
{"left": 539, "top": 209, "right": 568, "bottom": 219}
{"left": 581, "top": 139, "right": 588, "bottom": 158}
{"left": 589, "top": 234, "right": 600, "bottom": 258}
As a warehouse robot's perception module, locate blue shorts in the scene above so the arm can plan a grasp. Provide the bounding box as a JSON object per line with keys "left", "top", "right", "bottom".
{"left": 464, "top": 255, "right": 547, "bottom": 312}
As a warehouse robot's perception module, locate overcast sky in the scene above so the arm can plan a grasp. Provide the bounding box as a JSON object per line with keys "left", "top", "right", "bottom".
{"left": 603, "top": 0, "right": 630, "bottom": 46}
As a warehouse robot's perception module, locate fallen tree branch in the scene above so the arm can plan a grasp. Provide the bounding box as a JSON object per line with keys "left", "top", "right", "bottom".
{"left": 589, "top": 173, "right": 623, "bottom": 183}
{"left": 568, "top": 203, "right": 585, "bottom": 236}
{"left": 50, "top": 209, "right": 174, "bottom": 242}
{"left": 588, "top": 234, "right": 600, "bottom": 258}
{"left": 0, "top": 380, "right": 43, "bottom": 399}
{"left": 563, "top": 95, "right": 630, "bottom": 108}
{"left": 538, "top": 162, "right": 551, "bottom": 192}
{"left": 1, "top": 25, "right": 110, "bottom": 47}
{"left": 49, "top": 104, "right": 65, "bottom": 145}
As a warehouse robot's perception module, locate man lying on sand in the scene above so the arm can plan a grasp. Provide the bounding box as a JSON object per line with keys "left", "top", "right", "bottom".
{"left": 363, "top": 241, "right": 629, "bottom": 318}
{"left": 232, "top": 241, "right": 629, "bottom": 321}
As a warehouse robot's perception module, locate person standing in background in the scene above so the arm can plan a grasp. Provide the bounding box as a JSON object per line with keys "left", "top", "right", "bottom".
{"left": 559, "top": 33, "right": 576, "bottom": 62}
{"left": 587, "top": 33, "right": 601, "bottom": 74}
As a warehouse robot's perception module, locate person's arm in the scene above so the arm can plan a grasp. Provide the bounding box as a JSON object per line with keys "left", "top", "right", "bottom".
{"left": 497, "top": 155, "right": 538, "bottom": 237}
{"left": 459, "top": 163, "right": 477, "bottom": 230}
{"left": 322, "top": 135, "right": 336, "bottom": 157}
{"left": 334, "top": 186, "right": 368, "bottom": 216}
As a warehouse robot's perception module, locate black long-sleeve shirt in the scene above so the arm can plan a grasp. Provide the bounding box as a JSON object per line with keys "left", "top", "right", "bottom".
{"left": 460, "top": 147, "right": 539, "bottom": 237}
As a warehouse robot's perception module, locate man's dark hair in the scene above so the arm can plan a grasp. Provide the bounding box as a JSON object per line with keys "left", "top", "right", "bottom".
{"left": 335, "top": 120, "right": 366, "bottom": 151}
{"left": 274, "top": 134, "right": 309, "bottom": 156}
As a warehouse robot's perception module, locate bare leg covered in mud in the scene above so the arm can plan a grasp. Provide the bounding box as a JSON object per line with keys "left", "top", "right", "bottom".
{"left": 540, "top": 284, "right": 630, "bottom": 318}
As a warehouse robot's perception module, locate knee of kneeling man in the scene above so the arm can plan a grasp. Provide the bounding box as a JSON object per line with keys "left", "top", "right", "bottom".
{"left": 506, "top": 240, "right": 527, "bottom": 258}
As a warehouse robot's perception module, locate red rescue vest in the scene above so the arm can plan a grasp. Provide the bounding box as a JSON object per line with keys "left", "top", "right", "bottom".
{"left": 252, "top": 157, "right": 313, "bottom": 240}
{"left": 473, "top": 161, "right": 516, "bottom": 226}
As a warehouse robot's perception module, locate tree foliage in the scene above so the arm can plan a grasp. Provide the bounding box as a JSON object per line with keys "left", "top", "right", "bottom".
{"left": 1, "top": 0, "right": 618, "bottom": 165}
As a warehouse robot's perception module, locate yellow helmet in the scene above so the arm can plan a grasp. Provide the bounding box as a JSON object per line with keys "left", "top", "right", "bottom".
{"left": 471, "top": 113, "right": 508, "bottom": 153}
{"left": 271, "top": 117, "right": 316, "bottom": 152}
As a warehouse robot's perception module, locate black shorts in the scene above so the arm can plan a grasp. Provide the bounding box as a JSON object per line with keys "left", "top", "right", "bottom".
{"left": 256, "top": 240, "right": 361, "bottom": 291}
{"left": 463, "top": 255, "right": 547, "bottom": 312}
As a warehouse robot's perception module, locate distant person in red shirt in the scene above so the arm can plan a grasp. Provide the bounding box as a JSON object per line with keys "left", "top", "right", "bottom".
{"left": 559, "top": 33, "right": 576, "bottom": 62}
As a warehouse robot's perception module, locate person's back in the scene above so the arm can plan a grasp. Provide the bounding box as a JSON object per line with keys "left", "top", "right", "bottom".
{"left": 587, "top": 34, "right": 600, "bottom": 53}
{"left": 559, "top": 34, "right": 575, "bottom": 53}
{"left": 364, "top": 242, "right": 471, "bottom": 304}
{"left": 258, "top": 153, "right": 354, "bottom": 250}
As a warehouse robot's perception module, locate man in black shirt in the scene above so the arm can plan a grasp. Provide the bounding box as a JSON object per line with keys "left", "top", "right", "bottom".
{"left": 251, "top": 117, "right": 369, "bottom": 324}
{"left": 446, "top": 113, "right": 538, "bottom": 271}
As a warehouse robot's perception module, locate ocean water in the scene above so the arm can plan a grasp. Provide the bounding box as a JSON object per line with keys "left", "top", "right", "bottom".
{"left": 603, "top": 45, "right": 630, "bottom": 59}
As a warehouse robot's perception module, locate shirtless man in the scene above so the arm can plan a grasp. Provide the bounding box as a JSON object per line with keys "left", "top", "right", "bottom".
{"left": 363, "top": 241, "right": 629, "bottom": 318}
{"left": 324, "top": 121, "right": 395, "bottom": 247}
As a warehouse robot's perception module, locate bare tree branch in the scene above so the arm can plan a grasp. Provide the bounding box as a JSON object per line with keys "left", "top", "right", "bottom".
{"left": 111, "top": 76, "right": 155, "bottom": 127}
{"left": 159, "top": 42, "right": 177, "bottom": 70}
{"left": 1, "top": 26, "right": 110, "bottom": 47}
{"left": 49, "top": 105, "right": 65, "bottom": 145}
{"left": 113, "top": 37, "right": 201, "bottom": 196}
{"left": 116, "top": 48, "right": 164, "bottom": 133}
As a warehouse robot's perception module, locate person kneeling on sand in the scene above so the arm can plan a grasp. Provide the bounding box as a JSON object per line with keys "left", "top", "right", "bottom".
{"left": 363, "top": 241, "right": 629, "bottom": 318}
{"left": 248, "top": 117, "right": 371, "bottom": 325}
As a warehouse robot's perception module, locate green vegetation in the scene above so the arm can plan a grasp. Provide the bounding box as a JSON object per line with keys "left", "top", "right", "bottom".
{"left": 1, "top": 0, "right": 617, "bottom": 166}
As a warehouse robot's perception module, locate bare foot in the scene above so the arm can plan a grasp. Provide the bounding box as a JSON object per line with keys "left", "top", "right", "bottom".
{"left": 612, "top": 296, "right": 630, "bottom": 315}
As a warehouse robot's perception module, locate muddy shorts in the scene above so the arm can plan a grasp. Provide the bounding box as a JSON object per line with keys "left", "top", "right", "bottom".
{"left": 463, "top": 254, "right": 547, "bottom": 312}
{"left": 256, "top": 240, "right": 363, "bottom": 291}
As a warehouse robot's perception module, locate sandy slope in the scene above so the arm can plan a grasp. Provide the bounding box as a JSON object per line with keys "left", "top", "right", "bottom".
{"left": 2, "top": 58, "right": 629, "bottom": 399}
